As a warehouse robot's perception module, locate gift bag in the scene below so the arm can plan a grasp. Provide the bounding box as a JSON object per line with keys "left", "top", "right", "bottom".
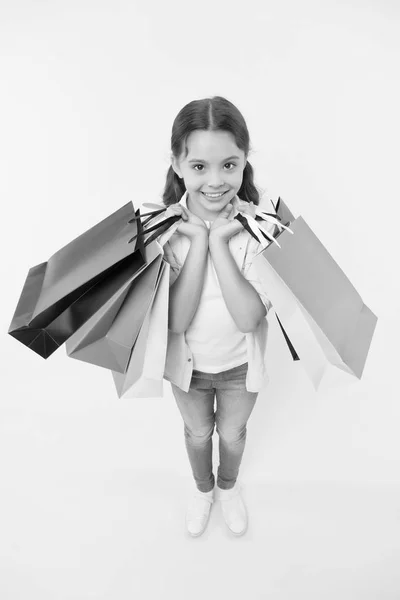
{"left": 272, "top": 196, "right": 295, "bottom": 232}
{"left": 65, "top": 240, "right": 164, "bottom": 373}
{"left": 111, "top": 258, "right": 170, "bottom": 398}
{"left": 8, "top": 202, "right": 146, "bottom": 358}
{"left": 252, "top": 215, "right": 378, "bottom": 389}
{"left": 241, "top": 194, "right": 300, "bottom": 361}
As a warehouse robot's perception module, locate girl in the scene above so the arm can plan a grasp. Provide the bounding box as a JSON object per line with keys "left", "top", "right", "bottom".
{"left": 160, "top": 96, "right": 274, "bottom": 537}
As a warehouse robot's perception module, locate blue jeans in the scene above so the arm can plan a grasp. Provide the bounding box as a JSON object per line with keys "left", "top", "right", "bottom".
{"left": 171, "top": 362, "right": 258, "bottom": 493}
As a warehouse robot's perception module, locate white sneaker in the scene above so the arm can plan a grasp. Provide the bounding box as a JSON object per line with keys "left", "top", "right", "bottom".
{"left": 186, "top": 486, "right": 215, "bottom": 537}
{"left": 218, "top": 482, "right": 248, "bottom": 536}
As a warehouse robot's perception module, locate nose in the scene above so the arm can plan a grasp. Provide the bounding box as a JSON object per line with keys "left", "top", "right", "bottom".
{"left": 208, "top": 172, "right": 225, "bottom": 188}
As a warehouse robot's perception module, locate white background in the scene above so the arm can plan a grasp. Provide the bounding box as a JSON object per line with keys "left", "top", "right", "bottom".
{"left": 1, "top": 1, "right": 400, "bottom": 598}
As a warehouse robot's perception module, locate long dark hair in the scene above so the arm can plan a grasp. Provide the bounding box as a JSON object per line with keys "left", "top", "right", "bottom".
{"left": 162, "top": 96, "right": 263, "bottom": 207}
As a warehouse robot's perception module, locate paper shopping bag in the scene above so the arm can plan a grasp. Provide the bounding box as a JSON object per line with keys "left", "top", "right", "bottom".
{"left": 243, "top": 195, "right": 300, "bottom": 361}
{"left": 111, "top": 259, "right": 170, "bottom": 398}
{"left": 273, "top": 196, "right": 295, "bottom": 230}
{"left": 65, "top": 240, "right": 164, "bottom": 373}
{"left": 8, "top": 202, "right": 146, "bottom": 358}
{"left": 252, "top": 216, "right": 378, "bottom": 389}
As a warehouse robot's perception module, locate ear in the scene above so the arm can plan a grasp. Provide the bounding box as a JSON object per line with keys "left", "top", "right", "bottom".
{"left": 171, "top": 156, "right": 182, "bottom": 179}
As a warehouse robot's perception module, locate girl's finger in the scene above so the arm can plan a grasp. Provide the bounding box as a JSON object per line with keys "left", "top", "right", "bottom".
{"left": 180, "top": 206, "right": 190, "bottom": 220}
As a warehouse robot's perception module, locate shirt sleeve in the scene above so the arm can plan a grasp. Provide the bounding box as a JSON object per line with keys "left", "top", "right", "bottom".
{"left": 162, "top": 240, "right": 182, "bottom": 286}
{"left": 241, "top": 234, "right": 273, "bottom": 313}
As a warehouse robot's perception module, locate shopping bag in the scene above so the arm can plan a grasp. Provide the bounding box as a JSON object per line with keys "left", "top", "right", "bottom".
{"left": 65, "top": 240, "right": 164, "bottom": 372}
{"left": 240, "top": 195, "right": 300, "bottom": 361}
{"left": 275, "top": 313, "right": 300, "bottom": 361}
{"left": 128, "top": 204, "right": 181, "bottom": 247}
{"left": 8, "top": 202, "right": 146, "bottom": 358}
{"left": 252, "top": 215, "right": 378, "bottom": 389}
{"left": 111, "top": 258, "right": 170, "bottom": 398}
{"left": 271, "top": 196, "right": 295, "bottom": 231}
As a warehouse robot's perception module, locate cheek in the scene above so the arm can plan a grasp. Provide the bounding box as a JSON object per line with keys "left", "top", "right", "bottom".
{"left": 184, "top": 174, "right": 199, "bottom": 187}
{"left": 228, "top": 172, "right": 244, "bottom": 186}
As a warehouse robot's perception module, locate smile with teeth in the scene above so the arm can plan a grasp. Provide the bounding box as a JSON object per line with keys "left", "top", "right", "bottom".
{"left": 202, "top": 191, "right": 228, "bottom": 199}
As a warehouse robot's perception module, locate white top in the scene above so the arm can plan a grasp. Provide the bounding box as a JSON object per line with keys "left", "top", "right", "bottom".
{"left": 184, "top": 219, "right": 247, "bottom": 372}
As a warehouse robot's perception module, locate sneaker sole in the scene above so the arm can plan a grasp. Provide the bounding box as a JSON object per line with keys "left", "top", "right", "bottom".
{"left": 226, "top": 519, "right": 248, "bottom": 536}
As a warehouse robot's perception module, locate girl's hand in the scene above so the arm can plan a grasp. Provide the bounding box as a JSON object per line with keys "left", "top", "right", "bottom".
{"left": 233, "top": 198, "right": 257, "bottom": 220}
{"left": 209, "top": 203, "right": 243, "bottom": 243}
{"left": 165, "top": 203, "right": 208, "bottom": 241}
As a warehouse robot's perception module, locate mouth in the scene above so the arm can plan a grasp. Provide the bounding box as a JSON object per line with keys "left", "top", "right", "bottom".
{"left": 201, "top": 191, "right": 229, "bottom": 200}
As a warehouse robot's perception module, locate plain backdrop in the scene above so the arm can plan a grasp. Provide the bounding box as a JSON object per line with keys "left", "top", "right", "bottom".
{"left": 1, "top": 1, "right": 400, "bottom": 599}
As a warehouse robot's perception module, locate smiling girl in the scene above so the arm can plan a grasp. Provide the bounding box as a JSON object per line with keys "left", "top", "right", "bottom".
{"left": 160, "top": 96, "right": 274, "bottom": 537}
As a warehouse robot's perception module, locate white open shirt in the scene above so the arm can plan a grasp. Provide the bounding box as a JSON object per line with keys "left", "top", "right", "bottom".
{"left": 162, "top": 190, "right": 274, "bottom": 393}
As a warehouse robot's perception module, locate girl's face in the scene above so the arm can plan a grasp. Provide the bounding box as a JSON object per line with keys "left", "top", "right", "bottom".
{"left": 171, "top": 129, "right": 246, "bottom": 221}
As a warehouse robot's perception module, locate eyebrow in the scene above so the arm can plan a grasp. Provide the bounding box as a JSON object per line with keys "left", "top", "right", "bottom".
{"left": 188, "top": 155, "right": 241, "bottom": 164}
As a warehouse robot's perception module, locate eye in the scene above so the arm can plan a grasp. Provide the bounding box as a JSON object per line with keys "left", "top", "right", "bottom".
{"left": 192, "top": 162, "right": 237, "bottom": 172}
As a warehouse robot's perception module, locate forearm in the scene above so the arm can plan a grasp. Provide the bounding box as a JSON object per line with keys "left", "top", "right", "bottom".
{"left": 209, "top": 237, "right": 267, "bottom": 333}
{"left": 168, "top": 235, "right": 209, "bottom": 334}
